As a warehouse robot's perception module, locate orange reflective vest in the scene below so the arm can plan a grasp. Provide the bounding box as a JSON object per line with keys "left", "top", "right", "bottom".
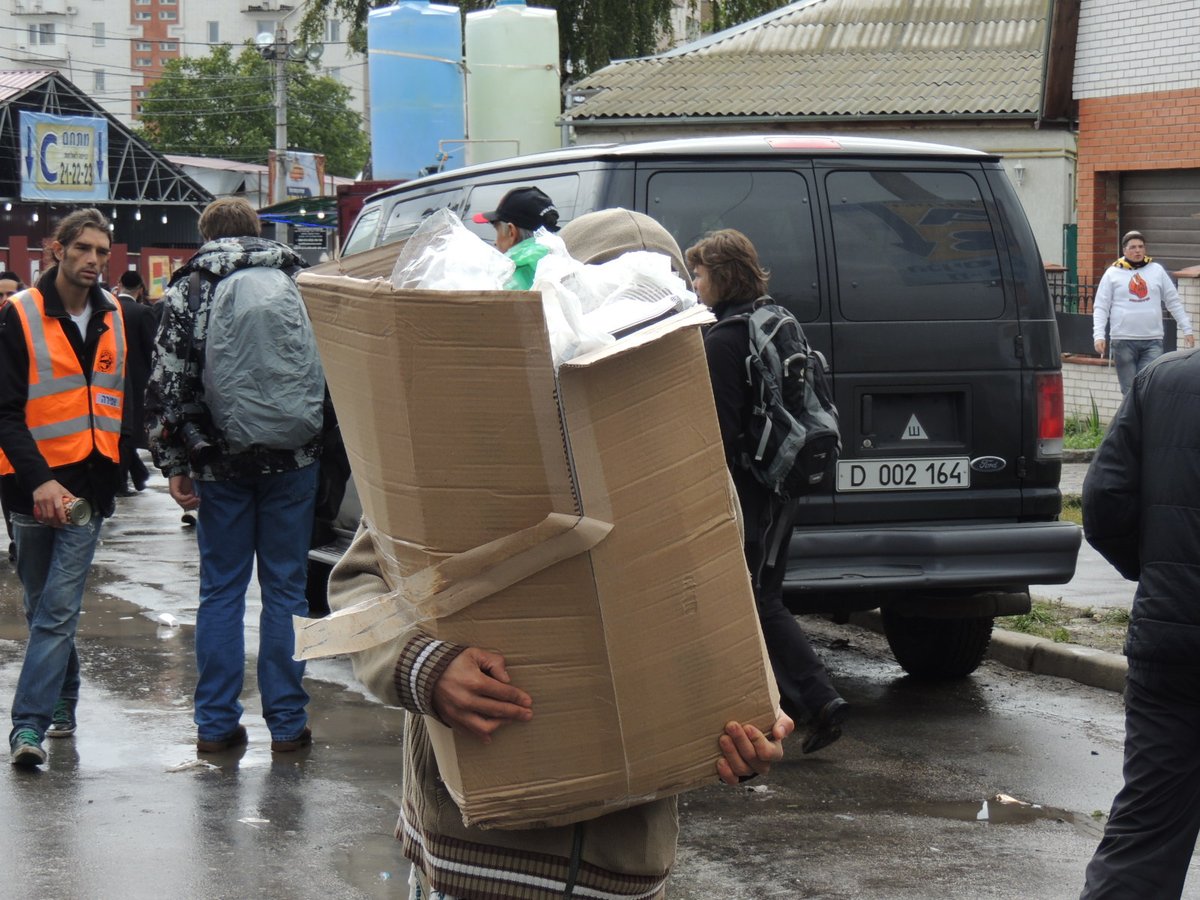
{"left": 0, "top": 288, "right": 126, "bottom": 475}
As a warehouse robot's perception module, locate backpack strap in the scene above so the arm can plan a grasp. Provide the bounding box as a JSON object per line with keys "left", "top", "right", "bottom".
{"left": 187, "top": 271, "right": 203, "bottom": 314}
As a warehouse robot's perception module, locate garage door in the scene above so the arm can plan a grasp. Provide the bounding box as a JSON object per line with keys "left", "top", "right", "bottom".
{"left": 1120, "top": 170, "right": 1200, "bottom": 273}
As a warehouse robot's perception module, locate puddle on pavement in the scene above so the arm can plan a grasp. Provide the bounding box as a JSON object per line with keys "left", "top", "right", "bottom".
{"left": 332, "top": 831, "right": 412, "bottom": 899}
{"left": 903, "top": 796, "right": 1103, "bottom": 837}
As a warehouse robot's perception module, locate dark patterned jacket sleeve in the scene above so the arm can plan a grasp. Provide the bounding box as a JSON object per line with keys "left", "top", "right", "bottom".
{"left": 145, "top": 274, "right": 202, "bottom": 478}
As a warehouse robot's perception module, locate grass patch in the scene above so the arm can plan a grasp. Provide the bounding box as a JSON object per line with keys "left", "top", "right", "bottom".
{"left": 1059, "top": 494, "right": 1082, "bottom": 526}
{"left": 1000, "top": 601, "right": 1073, "bottom": 642}
{"left": 997, "top": 598, "right": 1130, "bottom": 654}
{"left": 1098, "top": 607, "right": 1130, "bottom": 626}
{"left": 1064, "top": 395, "right": 1105, "bottom": 450}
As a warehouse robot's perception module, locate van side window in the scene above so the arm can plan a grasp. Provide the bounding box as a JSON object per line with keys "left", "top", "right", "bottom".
{"left": 342, "top": 205, "right": 381, "bottom": 257}
{"left": 380, "top": 188, "right": 463, "bottom": 246}
{"left": 647, "top": 170, "right": 820, "bottom": 322}
{"left": 462, "top": 175, "right": 580, "bottom": 242}
{"left": 828, "top": 170, "right": 1005, "bottom": 321}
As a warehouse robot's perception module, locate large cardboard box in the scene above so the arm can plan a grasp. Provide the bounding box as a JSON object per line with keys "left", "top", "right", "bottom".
{"left": 297, "top": 245, "right": 778, "bottom": 829}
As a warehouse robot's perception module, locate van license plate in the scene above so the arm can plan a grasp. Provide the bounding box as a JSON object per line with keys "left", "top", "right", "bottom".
{"left": 837, "top": 457, "right": 970, "bottom": 492}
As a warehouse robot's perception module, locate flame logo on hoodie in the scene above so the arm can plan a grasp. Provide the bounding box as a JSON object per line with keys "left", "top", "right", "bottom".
{"left": 1128, "top": 273, "right": 1149, "bottom": 301}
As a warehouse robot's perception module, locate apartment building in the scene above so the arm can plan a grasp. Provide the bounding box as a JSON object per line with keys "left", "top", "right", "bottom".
{"left": 0, "top": 0, "right": 362, "bottom": 124}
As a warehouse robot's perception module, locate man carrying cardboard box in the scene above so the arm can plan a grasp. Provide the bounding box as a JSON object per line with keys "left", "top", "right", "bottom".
{"left": 326, "top": 213, "right": 791, "bottom": 899}
{"left": 331, "top": 526, "right": 791, "bottom": 899}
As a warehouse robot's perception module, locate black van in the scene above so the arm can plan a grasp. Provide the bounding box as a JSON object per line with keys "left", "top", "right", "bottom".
{"left": 324, "top": 134, "right": 1080, "bottom": 679}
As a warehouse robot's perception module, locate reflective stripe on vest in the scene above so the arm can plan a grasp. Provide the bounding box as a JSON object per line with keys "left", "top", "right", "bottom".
{"left": 0, "top": 288, "right": 126, "bottom": 475}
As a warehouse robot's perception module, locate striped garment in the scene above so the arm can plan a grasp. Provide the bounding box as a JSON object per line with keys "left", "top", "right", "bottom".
{"left": 392, "top": 633, "right": 673, "bottom": 900}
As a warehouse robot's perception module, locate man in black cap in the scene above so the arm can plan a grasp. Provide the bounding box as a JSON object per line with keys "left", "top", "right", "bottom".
{"left": 471, "top": 185, "right": 560, "bottom": 290}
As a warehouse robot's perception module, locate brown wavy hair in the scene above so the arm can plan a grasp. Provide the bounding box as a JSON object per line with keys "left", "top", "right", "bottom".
{"left": 684, "top": 228, "right": 769, "bottom": 303}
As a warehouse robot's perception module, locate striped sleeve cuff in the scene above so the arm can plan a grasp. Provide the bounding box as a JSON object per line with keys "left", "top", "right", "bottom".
{"left": 393, "top": 633, "right": 467, "bottom": 720}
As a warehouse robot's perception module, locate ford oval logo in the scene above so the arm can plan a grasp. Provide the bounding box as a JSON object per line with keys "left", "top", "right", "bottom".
{"left": 970, "top": 456, "right": 1006, "bottom": 473}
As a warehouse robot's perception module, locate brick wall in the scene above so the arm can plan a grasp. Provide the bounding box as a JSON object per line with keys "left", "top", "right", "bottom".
{"left": 1076, "top": 87, "right": 1200, "bottom": 281}
{"left": 1063, "top": 356, "right": 1123, "bottom": 425}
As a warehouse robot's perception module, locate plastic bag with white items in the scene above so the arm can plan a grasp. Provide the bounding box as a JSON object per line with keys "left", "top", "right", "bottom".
{"left": 389, "top": 208, "right": 514, "bottom": 290}
{"left": 532, "top": 244, "right": 697, "bottom": 368}
{"left": 531, "top": 250, "right": 615, "bottom": 367}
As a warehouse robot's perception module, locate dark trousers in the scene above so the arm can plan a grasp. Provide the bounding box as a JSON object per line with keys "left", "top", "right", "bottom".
{"left": 1081, "top": 663, "right": 1200, "bottom": 899}
{"left": 118, "top": 434, "right": 150, "bottom": 490}
{"left": 747, "top": 499, "right": 839, "bottom": 722}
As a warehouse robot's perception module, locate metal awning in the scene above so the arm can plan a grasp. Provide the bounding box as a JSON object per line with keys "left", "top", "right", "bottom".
{"left": 257, "top": 196, "right": 338, "bottom": 230}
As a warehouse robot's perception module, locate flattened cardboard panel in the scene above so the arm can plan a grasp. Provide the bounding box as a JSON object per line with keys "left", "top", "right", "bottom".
{"left": 301, "top": 274, "right": 577, "bottom": 554}
{"left": 429, "top": 555, "right": 629, "bottom": 826}
{"left": 559, "top": 326, "right": 777, "bottom": 789}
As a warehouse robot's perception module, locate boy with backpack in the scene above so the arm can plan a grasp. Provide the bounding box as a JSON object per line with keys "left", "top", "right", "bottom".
{"left": 145, "top": 197, "right": 325, "bottom": 755}
{"left": 688, "top": 228, "right": 849, "bottom": 755}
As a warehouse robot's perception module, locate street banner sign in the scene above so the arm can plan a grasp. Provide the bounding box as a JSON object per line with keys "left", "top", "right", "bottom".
{"left": 19, "top": 111, "right": 110, "bottom": 202}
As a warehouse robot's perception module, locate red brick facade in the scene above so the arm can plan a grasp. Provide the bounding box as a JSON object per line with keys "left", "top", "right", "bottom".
{"left": 1076, "top": 87, "right": 1200, "bottom": 281}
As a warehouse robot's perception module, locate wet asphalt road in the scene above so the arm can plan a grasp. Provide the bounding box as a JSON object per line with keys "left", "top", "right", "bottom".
{"left": 0, "top": 466, "right": 1195, "bottom": 899}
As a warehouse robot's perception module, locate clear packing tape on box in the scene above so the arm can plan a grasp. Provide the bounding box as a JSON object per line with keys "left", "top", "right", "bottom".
{"left": 292, "top": 513, "right": 613, "bottom": 660}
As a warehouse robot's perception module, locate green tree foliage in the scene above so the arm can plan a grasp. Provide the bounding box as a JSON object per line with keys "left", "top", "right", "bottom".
{"left": 710, "top": 0, "right": 790, "bottom": 33}
{"left": 136, "top": 44, "right": 369, "bottom": 177}
{"left": 298, "top": 1, "right": 676, "bottom": 80}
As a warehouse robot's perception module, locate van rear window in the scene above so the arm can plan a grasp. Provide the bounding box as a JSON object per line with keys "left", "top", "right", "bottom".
{"left": 647, "top": 169, "right": 820, "bottom": 322}
{"left": 828, "top": 170, "right": 1005, "bottom": 321}
{"left": 380, "top": 187, "right": 463, "bottom": 246}
{"left": 463, "top": 175, "right": 581, "bottom": 242}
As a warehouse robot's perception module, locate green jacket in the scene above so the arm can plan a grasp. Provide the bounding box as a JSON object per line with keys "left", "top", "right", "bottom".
{"left": 504, "top": 237, "right": 551, "bottom": 291}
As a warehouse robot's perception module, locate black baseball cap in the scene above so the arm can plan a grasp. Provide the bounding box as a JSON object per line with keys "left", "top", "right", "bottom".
{"left": 472, "top": 186, "right": 560, "bottom": 232}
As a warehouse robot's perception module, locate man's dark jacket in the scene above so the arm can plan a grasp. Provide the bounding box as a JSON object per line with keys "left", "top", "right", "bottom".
{"left": 117, "top": 293, "right": 157, "bottom": 448}
{"left": 1083, "top": 348, "right": 1200, "bottom": 665}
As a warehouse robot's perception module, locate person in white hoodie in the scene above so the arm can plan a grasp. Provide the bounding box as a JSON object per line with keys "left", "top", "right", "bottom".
{"left": 1093, "top": 231, "right": 1195, "bottom": 395}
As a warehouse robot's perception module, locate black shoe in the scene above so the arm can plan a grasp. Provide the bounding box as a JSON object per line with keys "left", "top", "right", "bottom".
{"left": 181, "top": 513, "right": 197, "bottom": 527}
{"left": 197, "top": 725, "right": 248, "bottom": 754}
{"left": 802, "top": 697, "right": 849, "bottom": 755}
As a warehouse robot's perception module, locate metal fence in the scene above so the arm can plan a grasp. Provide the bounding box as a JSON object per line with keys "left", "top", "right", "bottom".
{"left": 1049, "top": 278, "right": 1097, "bottom": 315}
{"left": 1046, "top": 274, "right": 1177, "bottom": 356}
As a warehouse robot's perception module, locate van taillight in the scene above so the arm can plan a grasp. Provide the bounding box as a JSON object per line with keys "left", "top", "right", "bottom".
{"left": 1036, "top": 372, "right": 1064, "bottom": 459}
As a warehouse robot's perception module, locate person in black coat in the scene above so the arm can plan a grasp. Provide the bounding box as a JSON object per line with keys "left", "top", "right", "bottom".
{"left": 115, "top": 271, "right": 156, "bottom": 493}
{"left": 687, "top": 228, "right": 848, "bottom": 755}
{"left": 0, "top": 270, "right": 22, "bottom": 561}
{"left": 1080, "top": 347, "right": 1200, "bottom": 899}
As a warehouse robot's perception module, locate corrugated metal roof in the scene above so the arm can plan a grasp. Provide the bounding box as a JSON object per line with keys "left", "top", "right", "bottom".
{"left": 0, "top": 70, "right": 53, "bottom": 102}
{"left": 567, "top": 0, "right": 1050, "bottom": 121}
{"left": 166, "top": 154, "right": 269, "bottom": 174}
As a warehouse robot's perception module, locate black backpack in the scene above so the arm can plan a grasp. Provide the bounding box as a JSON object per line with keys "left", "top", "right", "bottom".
{"left": 718, "top": 302, "right": 841, "bottom": 499}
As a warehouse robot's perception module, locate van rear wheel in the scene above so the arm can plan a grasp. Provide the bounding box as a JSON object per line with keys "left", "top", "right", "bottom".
{"left": 881, "top": 611, "right": 993, "bottom": 680}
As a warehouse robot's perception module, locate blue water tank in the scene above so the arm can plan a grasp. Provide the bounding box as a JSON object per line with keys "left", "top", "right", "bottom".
{"left": 368, "top": 1, "right": 465, "bottom": 180}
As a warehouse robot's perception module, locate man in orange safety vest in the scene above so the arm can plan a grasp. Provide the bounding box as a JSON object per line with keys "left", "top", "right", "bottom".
{"left": 0, "top": 207, "right": 125, "bottom": 768}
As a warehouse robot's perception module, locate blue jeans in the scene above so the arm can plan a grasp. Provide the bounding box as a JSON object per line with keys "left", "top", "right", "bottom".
{"left": 1112, "top": 339, "right": 1163, "bottom": 396}
{"left": 9, "top": 511, "right": 102, "bottom": 744}
{"left": 194, "top": 464, "right": 318, "bottom": 743}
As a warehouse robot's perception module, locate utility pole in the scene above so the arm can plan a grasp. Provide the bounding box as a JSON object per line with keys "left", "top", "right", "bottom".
{"left": 274, "top": 23, "right": 288, "bottom": 203}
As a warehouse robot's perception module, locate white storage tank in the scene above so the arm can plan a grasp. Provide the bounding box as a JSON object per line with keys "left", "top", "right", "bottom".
{"left": 464, "top": 0, "right": 560, "bottom": 168}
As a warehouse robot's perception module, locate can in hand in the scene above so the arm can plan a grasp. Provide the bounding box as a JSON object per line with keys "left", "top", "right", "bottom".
{"left": 63, "top": 496, "right": 92, "bottom": 526}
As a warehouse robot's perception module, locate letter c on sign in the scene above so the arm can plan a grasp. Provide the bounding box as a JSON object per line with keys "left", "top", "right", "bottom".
{"left": 39, "top": 132, "right": 57, "bottom": 183}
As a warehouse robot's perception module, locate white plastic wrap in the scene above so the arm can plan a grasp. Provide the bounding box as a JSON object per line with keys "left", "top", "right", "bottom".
{"left": 532, "top": 246, "right": 698, "bottom": 367}
{"left": 389, "top": 208, "right": 514, "bottom": 290}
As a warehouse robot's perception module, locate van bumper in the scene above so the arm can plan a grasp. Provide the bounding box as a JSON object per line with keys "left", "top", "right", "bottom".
{"left": 782, "top": 520, "right": 1081, "bottom": 593}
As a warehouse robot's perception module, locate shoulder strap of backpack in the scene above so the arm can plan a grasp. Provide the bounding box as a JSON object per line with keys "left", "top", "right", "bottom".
{"left": 187, "top": 271, "right": 203, "bottom": 314}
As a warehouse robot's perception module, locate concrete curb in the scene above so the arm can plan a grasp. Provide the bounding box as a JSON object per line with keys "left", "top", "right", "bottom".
{"left": 848, "top": 610, "right": 1128, "bottom": 694}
